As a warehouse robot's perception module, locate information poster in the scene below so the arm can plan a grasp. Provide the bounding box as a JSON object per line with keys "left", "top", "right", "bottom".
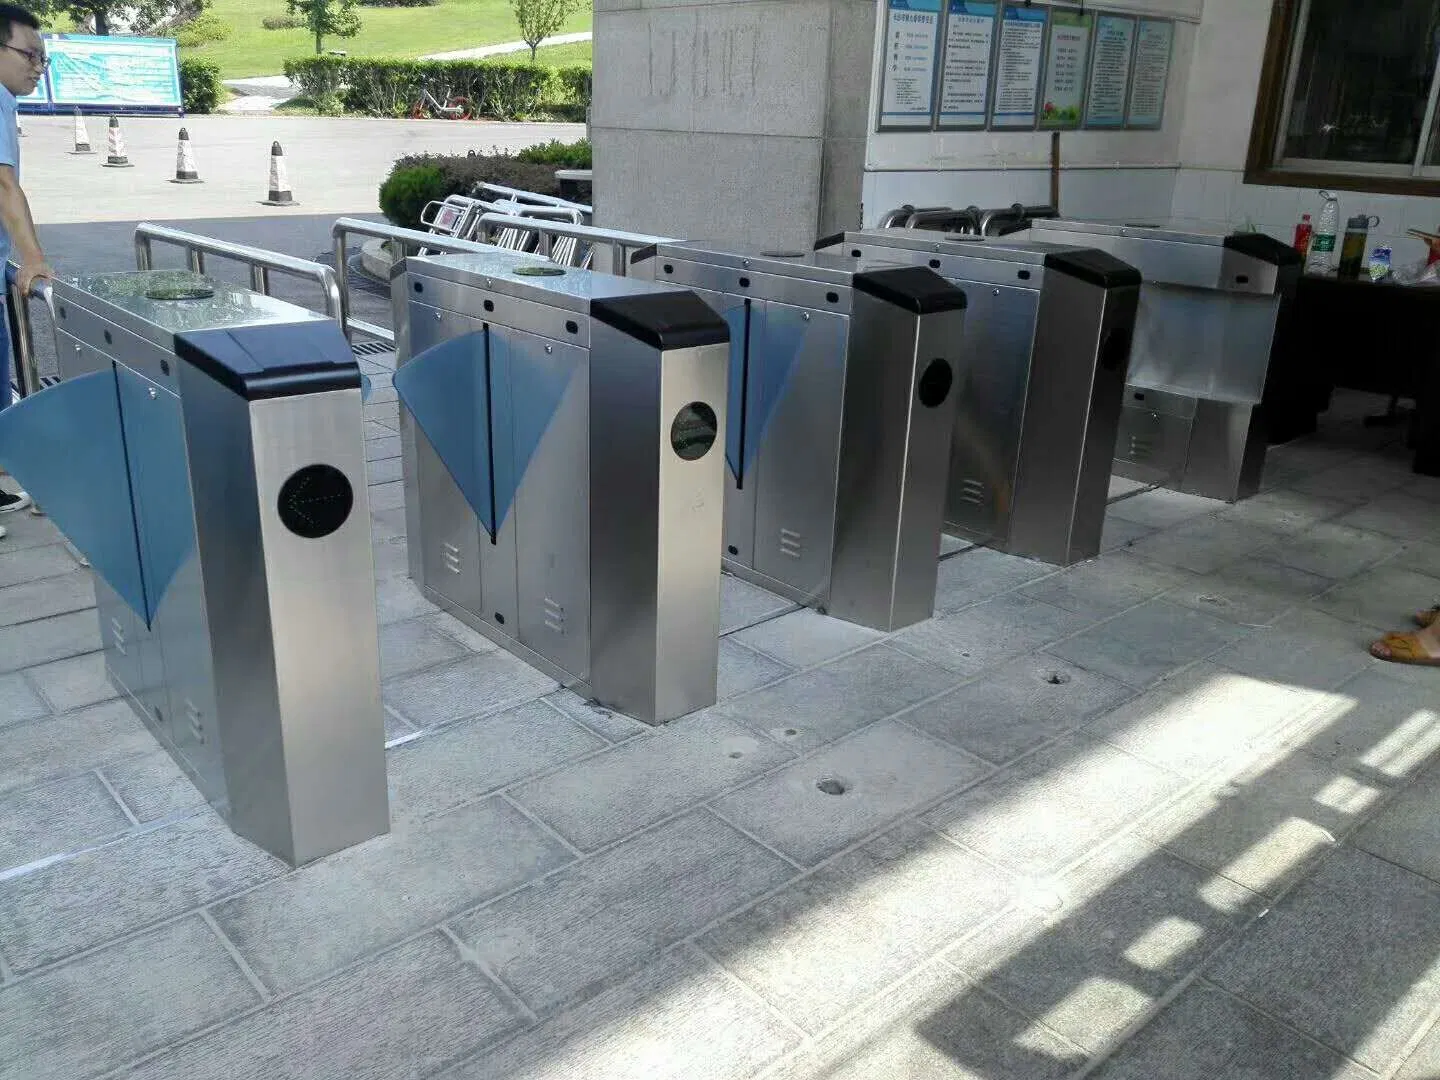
{"left": 1083, "top": 13, "right": 1136, "bottom": 128}
{"left": 1125, "top": 17, "right": 1173, "bottom": 128}
{"left": 46, "top": 34, "right": 182, "bottom": 110}
{"left": 1038, "top": 9, "right": 1091, "bottom": 130}
{"left": 990, "top": 3, "right": 1046, "bottom": 128}
{"left": 937, "top": 0, "right": 996, "bottom": 129}
{"left": 878, "top": 0, "right": 943, "bottom": 129}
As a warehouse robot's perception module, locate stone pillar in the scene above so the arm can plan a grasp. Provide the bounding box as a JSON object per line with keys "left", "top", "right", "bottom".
{"left": 591, "top": 0, "right": 877, "bottom": 253}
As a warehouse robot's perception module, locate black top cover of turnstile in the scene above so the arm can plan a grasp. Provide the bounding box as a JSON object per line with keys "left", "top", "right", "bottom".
{"left": 1223, "top": 231, "right": 1304, "bottom": 267}
{"left": 174, "top": 320, "right": 363, "bottom": 401}
{"left": 590, "top": 290, "right": 730, "bottom": 351}
{"left": 853, "top": 266, "right": 968, "bottom": 314}
{"left": 1042, "top": 249, "right": 1143, "bottom": 289}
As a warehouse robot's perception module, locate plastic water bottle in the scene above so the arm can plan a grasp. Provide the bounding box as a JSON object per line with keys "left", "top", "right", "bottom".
{"left": 1307, "top": 191, "right": 1339, "bottom": 273}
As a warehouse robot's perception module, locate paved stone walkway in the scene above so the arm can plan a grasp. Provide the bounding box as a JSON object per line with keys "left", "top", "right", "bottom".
{"left": 3, "top": 376, "right": 1440, "bottom": 1078}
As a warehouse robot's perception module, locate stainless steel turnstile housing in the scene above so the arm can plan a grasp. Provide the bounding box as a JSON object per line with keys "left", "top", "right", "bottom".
{"left": 645, "top": 243, "right": 967, "bottom": 631}
{"left": 818, "top": 229, "right": 1140, "bottom": 566}
{"left": 50, "top": 272, "right": 389, "bottom": 866}
{"left": 395, "top": 252, "right": 730, "bottom": 724}
{"left": 1023, "top": 220, "right": 1302, "bottom": 502}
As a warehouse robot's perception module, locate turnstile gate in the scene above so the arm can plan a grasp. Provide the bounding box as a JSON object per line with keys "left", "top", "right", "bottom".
{"left": 1022, "top": 219, "right": 1302, "bottom": 502}
{"left": 0, "top": 270, "right": 389, "bottom": 866}
{"left": 818, "top": 229, "right": 1141, "bottom": 566}
{"left": 641, "top": 243, "right": 968, "bottom": 631}
{"left": 392, "top": 251, "right": 730, "bottom": 725}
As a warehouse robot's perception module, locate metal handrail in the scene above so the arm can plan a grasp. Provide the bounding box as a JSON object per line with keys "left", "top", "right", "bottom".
{"left": 474, "top": 214, "right": 672, "bottom": 277}
{"left": 903, "top": 207, "right": 982, "bottom": 233}
{"left": 476, "top": 183, "right": 592, "bottom": 216}
{"left": 6, "top": 268, "right": 54, "bottom": 403}
{"left": 133, "top": 223, "right": 342, "bottom": 322}
{"left": 331, "top": 217, "right": 504, "bottom": 343}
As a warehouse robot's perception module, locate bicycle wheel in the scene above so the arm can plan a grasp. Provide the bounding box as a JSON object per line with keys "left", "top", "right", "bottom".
{"left": 445, "top": 95, "right": 473, "bottom": 121}
{"left": 410, "top": 100, "right": 428, "bottom": 120}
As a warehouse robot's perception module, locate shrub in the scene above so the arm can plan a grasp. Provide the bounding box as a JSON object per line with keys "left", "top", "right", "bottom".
{"left": 284, "top": 56, "right": 576, "bottom": 120}
{"left": 283, "top": 54, "right": 347, "bottom": 112}
{"left": 378, "top": 163, "right": 450, "bottom": 230}
{"left": 174, "top": 11, "right": 232, "bottom": 47}
{"left": 515, "top": 137, "right": 590, "bottom": 168}
{"left": 554, "top": 65, "right": 591, "bottom": 106}
{"left": 379, "top": 152, "right": 564, "bottom": 228}
{"left": 179, "top": 58, "right": 223, "bottom": 114}
{"left": 262, "top": 13, "right": 307, "bottom": 29}
{"left": 358, "top": 0, "right": 436, "bottom": 5}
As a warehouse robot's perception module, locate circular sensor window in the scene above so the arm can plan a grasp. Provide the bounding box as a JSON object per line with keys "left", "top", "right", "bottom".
{"left": 278, "top": 464, "right": 354, "bottom": 539}
{"left": 670, "top": 402, "right": 718, "bottom": 461}
{"left": 917, "top": 358, "right": 954, "bottom": 408}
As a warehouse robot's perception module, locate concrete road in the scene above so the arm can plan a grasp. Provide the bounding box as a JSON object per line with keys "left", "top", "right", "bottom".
{"left": 20, "top": 113, "right": 585, "bottom": 225}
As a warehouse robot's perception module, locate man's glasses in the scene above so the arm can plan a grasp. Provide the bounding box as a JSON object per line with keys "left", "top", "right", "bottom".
{"left": 3, "top": 45, "right": 48, "bottom": 69}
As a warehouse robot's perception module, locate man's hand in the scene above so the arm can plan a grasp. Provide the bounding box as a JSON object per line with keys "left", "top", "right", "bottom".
{"left": 14, "top": 260, "right": 51, "bottom": 296}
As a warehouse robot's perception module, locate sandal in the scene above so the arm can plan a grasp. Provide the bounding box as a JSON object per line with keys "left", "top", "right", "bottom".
{"left": 1371, "top": 632, "right": 1440, "bottom": 666}
{"left": 1417, "top": 606, "right": 1440, "bottom": 628}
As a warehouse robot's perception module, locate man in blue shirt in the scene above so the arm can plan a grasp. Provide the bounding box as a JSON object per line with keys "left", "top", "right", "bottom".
{"left": 0, "top": 3, "right": 50, "bottom": 526}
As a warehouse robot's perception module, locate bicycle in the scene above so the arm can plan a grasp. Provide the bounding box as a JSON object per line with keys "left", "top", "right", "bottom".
{"left": 411, "top": 86, "right": 473, "bottom": 121}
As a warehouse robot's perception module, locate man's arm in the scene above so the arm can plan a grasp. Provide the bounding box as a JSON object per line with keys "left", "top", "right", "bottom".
{"left": 0, "top": 164, "right": 49, "bottom": 294}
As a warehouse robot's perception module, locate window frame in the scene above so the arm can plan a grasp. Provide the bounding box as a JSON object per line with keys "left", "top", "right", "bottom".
{"left": 1245, "top": 0, "right": 1440, "bottom": 195}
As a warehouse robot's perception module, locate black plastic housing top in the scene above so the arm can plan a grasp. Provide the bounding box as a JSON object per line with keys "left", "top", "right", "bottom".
{"left": 174, "top": 320, "right": 363, "bottom": 401}
{"left": 853, "top": 266, "right": 967, "bottom": 314}
{"left": 1223, "top": 231, "right": 1304, "bottom": 267}
{"left": 589, "top": 290, "right": 729, "bottom": 350}
{"left": 1042, "top": 249, "right": 1143, "bottom": 289}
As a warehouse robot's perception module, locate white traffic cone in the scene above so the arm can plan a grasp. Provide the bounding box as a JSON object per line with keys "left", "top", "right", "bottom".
{"left": 169, "top": 127, "right": 201, "bottom": 183}
{"left": 69, "top": 108, "right": 92, "bottom": 154}
{"left": 260, "top": 141, "right": 296, "bottom": 206}
{"left": 102, "top": 115, "right": 133, "bottom": 168}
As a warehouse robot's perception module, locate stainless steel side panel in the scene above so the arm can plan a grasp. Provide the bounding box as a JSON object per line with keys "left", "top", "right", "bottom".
{"left": 1179, "top": 398, "right": 1265, "bottom": 503}
{"left": 1114, "top": 386, "right": 1197, "bottom": 486}
{"left": 1129, "top": 285, "right": 1281, "bottom": 404}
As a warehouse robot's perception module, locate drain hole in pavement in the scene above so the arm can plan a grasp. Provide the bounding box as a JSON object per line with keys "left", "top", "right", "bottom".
{"left": 816, "top": 777, "right": 846, "bottom": 796}
{"left": 728, "top": 750, "right": 743, "bottom": 759}
{"left": 784, "top": 728, "right": 798, "bottom": 736}
{"left": 1043, "top": 672, "right": 1070, "bottom": 685}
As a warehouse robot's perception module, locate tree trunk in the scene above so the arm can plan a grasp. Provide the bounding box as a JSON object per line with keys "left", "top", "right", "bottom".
{"left": 93, "top": 8, "right": 110, "bottom": 34}
{"left": 529, "top": 42, "right": 538, "bottom": 61}
{"left": 315, "top": 32, "right": 323, "bottom": 54}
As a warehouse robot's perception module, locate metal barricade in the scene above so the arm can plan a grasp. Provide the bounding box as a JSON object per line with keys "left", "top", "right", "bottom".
{"left": 475, "top": 182, "right": 592, "bottom": 217}
{"left": 474, "top": 213, "right": 672, "bottom": 277}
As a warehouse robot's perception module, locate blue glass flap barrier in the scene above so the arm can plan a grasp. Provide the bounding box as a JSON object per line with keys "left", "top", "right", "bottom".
{"left": 727, "top": 300, "right": 805, "bottom": 486}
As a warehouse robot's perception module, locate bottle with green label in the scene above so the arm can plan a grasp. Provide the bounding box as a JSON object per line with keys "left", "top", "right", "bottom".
{"left": 1306, "top": 190, "right": 1339, "bottom": 274}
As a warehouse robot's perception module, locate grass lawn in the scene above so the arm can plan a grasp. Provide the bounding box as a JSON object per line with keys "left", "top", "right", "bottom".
{"left": 495, "top": 41, "right": 592, "bottom": 66}
{"left": 182, "top": 0, "right": 592, "bottom": 79}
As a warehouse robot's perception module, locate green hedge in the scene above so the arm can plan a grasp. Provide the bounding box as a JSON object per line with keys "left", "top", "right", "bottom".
{"left": 515, "top": 138, "right": 590, "bottom": 168}
{"left": 284, "top": 56, "right": 589, "bottom": 119}
{"left": 179, "top": 58, "right": 223, "bottom": 115}
{"left": 379, "top": 152, "right": 565, "bottom": 230}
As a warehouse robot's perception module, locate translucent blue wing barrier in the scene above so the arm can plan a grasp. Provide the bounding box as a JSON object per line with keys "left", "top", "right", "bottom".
{"left": 0, "top": 370, "right": 150, "bottom": 620}
{"left": 731, "top": 302, "right": 806, "bottom": 483}
{"left": 114, "top": 367, "right": 195, "bottom": 629}
{"left": 506, "top": 336, "right": 577, "bottom": 525}
{"left": 393, "top": 331, "right": 497, "bottom": 536}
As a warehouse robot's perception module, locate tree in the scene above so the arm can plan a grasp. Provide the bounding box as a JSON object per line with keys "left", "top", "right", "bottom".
{"left": 510, "top": 0, "right": 575, "bottom": 62}
{"left": 17, "top": 0, "right": 205, "bottom": 36}
{"left": 286, "top": 0, "right": 361, "bottom": 55}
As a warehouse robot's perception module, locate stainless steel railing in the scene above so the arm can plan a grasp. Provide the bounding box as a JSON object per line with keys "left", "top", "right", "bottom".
{"left": 6, "top": 268, "right": 54, "bottom": 403}
{"left": 473, "top": 214, "right": 671, "bottom": 277}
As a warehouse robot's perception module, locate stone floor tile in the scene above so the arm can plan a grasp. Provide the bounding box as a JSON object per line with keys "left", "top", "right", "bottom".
{"left": 0, "top": 670, "right": 49, "bottom": 728}
{"left": 124, "top": 931, "right": 524, "bottom": 1080}
{"left": 948, "top": 839, "right": 1260, "bottom": 1052}
{"left": 1334, "top": 492, "right": 1440, "bottom": 541}
{"left": 1314, "top": 564, "right": 1440, "bottom": 632}
{"left": 1395, "top": 1013, "right": 1440, "bottom": 1079}
{"left": 923, "top": 733, "right": 1186, "bottom": 879}
{"left": 509, "top": 711, "right": 792, "bottom": 850}
{"left": 375, "top": 574, "right": 437, "bottom": 626}
{"left": 363, "top": 419, "right": 395, "bottom": 441}
{"left": 371, "top": 538, "right": 410, "bottom": 579}
{"left": 1019, "top": 552, "right": 1197, "bottom": 622}
{"left": 0, "top": 699, "right": 154, "bottom": 798}
{"left": 718, "top": 644, "right": 962, "bottom": 752}
{"left": 1107, "top": 489, "right": 1225, "bottom": 529}
{"left": 902, "top": 655, "right": 1135, "bottom": 765}
{"left": 1283, "top": 669, "right": 1440, "bottom": 786}
{"left": 19, "top": 650, "right": 116, "bottom": 714}
{"left": 385, "top": 707, "right": 416, "bottom": 743}
{"left": 0, "top": 543, "right": 78, "bottom": 589}
{"left": 0, "top": 772, "right": 131, "bottom": 873}
{"left": 1109, "top": 475, "right": 1152, "bottom": 500}
{"left": 542, "top": 689, "right": 654, "bottom": 743}
{"left": 1352, "top": 760, "right": 1440, "bottom": 886}
{"left": 386, "top": 700, "right": 604, "bottom": 825}
{"left": 1291, "top": 461, "right": 1412, "bottom": 502}
{"left": 1085, "top": 672, "right": 1317, "bottom": 778}
{"left": 440, "top": 946, "right": 800, "bottom": 1080}
{"left": 210, "top": 796, "right": 573, "bottom": 993}
{"left": 379, "top": 616, "right": 468, "bottom": 680}
{"left": 365, "top": 455, "right": 404, "bottom": 487}
{"left": 719, "top": 573, "right": 795, "bottom": 635}
{"left": 717, "top": 638, "right": 792, "bottom": 700}
{"left": 1090, "top": 984, "right": 1372, "bottom": 1080}
{"left": 1099, "top": 515, "right": 1157, "bottom": 553}
{"left": 425, "top": 610, "right": 499, "bottom": 654}
{"left": 712, "top": 721, "right": 989, "bottom": 865}
{"left": 0, "top": 609, "right": 102, "bottom": 675}
{"left": 1207, "top": 610, "right": 1378, "bottom": 691}
{"left": 384, "top": 651, "right": 558, "bottom": 730}
{"left": 1212, "top": 489, "right": 1355, "bottom": 537}
{"left": 1263, "top": 522, "right": 1403, "bottom": 582}
{"left": 365, "top": 434, "right": 401, "bottom": 462}
{"left": 370, "top": 505, "right": 408, "bottom": 543}
{"left": 1138, "top": 746, "right": 1379, "bottom": 898}
{"left": 699, "top": 820, "right": 1017, "bottom": 1034}
{"left": 890, "top": 595, "right": 1092, "bottom": 677}
{"left": 452, "top": 810, "right": 793, "bottom": 1014}
{"left": 1126, "top": 516, "right": 1276, "bottom": 576}
{"left": 1208, "top": 847, "right": 1440, "bottom": 1071}
{"left": 932, "top": 547, "right": 1054, "bottom": 614}
{"left": 1168, "top": 558, "right": 1335, "bottom": 627}
{"left": 0, "top": 571, "right": 95, "bottom": 629}
{"left": 730, "top": 607, "right": 885, "bottom": 670}
{"left": 0, "top": 812, "right": 284, "bottom": 972}
{"left": 1047, "top": 599, "right": 1248, "bottom": 689}
{"left": 940, "top": 532, "right": 974, "bottom": 555}
{"left": 766, "top": 960, "right": 1086, "bottom": 1080}
{"left": 0, "top": 916, "right": 261, "bottom": 1080}
{"left": 0, "top": 510, "right": 65, "bottom": 551}
{"left": 98, "top": 750, "right": 206, "bottom": 822}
